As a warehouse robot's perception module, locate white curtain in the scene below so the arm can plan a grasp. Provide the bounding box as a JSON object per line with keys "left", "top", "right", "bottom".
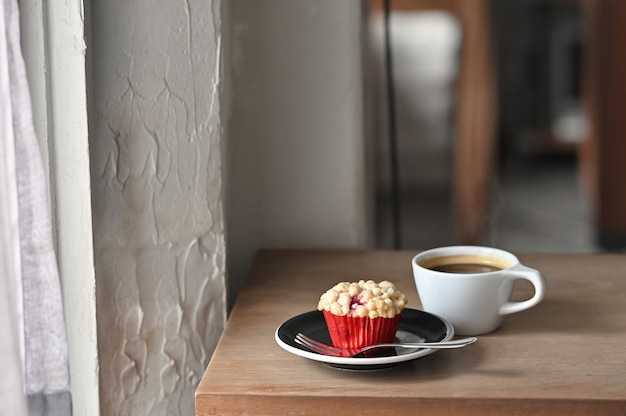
{"left": 0, "top": 0, "right": 71, "bottom": 414}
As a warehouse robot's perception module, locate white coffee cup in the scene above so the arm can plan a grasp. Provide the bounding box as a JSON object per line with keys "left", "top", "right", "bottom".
{"left": 412, "top": 246, "right": 547, "bottom": 335}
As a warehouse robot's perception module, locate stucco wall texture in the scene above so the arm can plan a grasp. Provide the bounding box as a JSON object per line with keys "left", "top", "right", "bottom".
{"left": 88, "top": 1, "right": 226, "bottom": 414}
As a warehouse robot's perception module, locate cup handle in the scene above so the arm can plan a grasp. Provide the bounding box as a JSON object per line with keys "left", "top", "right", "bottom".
{"left": 499, "top": 264, "right": 547, "bottom": 315}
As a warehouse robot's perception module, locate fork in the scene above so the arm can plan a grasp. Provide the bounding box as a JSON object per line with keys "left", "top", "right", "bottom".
{"left": 294, "top": 332, "right": 477, "bottom": 357}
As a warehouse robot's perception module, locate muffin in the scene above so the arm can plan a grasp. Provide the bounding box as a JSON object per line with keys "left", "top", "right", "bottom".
{"left": 317, "top": 280, "right": 407, "bottom": 351}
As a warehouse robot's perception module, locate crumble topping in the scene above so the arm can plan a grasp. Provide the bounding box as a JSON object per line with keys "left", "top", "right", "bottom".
{"left": 317, "top": 280, "right": 407, "bottom": 319}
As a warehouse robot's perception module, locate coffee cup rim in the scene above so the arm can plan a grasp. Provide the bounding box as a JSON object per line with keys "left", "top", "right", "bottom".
{"left": 412, "top": 245, "right": 519, "bottom": 273}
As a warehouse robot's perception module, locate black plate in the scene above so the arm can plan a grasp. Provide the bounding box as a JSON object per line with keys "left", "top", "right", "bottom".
{"left": 274, "top": 308, "right": 454, "bottom": 370}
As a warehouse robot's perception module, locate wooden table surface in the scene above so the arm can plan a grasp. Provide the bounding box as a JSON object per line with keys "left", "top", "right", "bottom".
{"left": 195, "top": 250, "right": 626, "bottom": 415}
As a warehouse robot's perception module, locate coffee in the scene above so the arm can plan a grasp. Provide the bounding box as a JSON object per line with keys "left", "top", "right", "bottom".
{"left": 419, "top": 254, "right": 510, "bottom": 274}
{"left": 429, "top": 263, "right": 502, "bottom": 273}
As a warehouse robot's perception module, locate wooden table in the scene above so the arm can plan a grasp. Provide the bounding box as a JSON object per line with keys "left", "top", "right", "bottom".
{"left": 196, "top": 250, "right": 626, "bottom": 415}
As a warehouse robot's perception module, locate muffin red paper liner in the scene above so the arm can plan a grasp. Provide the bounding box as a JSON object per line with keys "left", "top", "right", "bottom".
{"left": 322, "top": 310, "right": 403, "bottom": 350}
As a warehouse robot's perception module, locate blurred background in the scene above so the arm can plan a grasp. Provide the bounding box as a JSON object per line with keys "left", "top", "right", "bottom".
{"left": 226, "top": 0, "right": 626, "bottom": 308}
{"left": 368, "top": 0, "right": 603, "bottom": 253}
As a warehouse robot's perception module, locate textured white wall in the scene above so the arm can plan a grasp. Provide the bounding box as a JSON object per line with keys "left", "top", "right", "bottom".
{"left": 87, "top": 0, "right": 370, "bottom": 412}
{"left": 88, "top": 1, "right": 226, "bottom": 415}
{"left": 225, "top": 1, "right": 373, "bottom": 308}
